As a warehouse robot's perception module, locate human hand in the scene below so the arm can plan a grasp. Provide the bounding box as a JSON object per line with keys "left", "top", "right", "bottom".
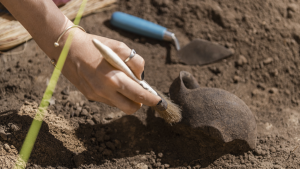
{"left": 0, "top": 0, "right": 158, "bottom": 114}
{"left": 58, "top": 29, "right": 161, "bottom": 114}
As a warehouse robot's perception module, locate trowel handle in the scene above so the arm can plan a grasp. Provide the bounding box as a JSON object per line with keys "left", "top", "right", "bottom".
{"left": 111, "top": 11, "right": 166, "bottom": 40}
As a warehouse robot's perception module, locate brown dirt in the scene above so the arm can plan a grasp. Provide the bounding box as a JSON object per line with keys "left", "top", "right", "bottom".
{"left": 1, "top": 0, "right": 300, "bottom": 168}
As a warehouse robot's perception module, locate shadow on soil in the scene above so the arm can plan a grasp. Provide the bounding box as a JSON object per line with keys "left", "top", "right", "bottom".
{"left": 1, "top": 108, "right": 250, "bottom": 168}
{"left": 0, "top": 110, "right": 75, "bottom": 167}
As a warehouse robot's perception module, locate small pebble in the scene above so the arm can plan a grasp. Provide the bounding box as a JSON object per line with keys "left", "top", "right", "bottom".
{"left": 150, "top": 158, "right": 155, "bottom": 164}
{"left": 194, "top": 164, "right": 201, "bottom": 169}
{"left": 263, "top": 57, "right": 273, "bottom": 65}
{"left": 164, "top": 164, "right": 170, "bottom": 168}
{"left": 233, "top": 75, "right": 241, "bottom": 83}
{"left": 270, "top": 147, "right": 276, "bottom": 153}
{"left": 228, "top": 48, "right": 235, "bottom": 54}
{"left": 86, "top": 119, "right": 95, "bottom": 125}
{"left": 3, "top": 144, "right": 10, "bottom": 151}
{"left": 158, "top": 152, "right": 163, "bottom": 158}
{"left": 225, "top": 42, "right": 233, "bottom": 48}
{"left": 254, "top": 149, "right": 262, "bottom": 155}
{"left": 61, "top": 87, "right": 70, "bottom": 95}
{"left": 135, "top": 163, "right": 148, "bottom": 169}
{"left": 269, "top": 69, "right": 278, "bottom": 76}
{"left": 79, "top": 101, "right": 85, "bottom": 107}
{"left": 84, "top": 106, "right": 91, "bottom": 112}
{"left": 284, "top": 89, "right": 291, "bottom": 96}
{"left": 155, "top": 162, "right": 162, "bottom": 167}
{"left": 10, "top": 124, "right": 20, "bottom": 132}
{"left": 92, "top": 114, "right": 101, "bottom": 124}
{"left": 273, "top": 165, "right": 283, "bottom": 169}
{"left": 80, "top": 109, "right": 89, "bottom": 116}
{"left": 236, "top": 55, "right": 248, "bottom": 66}
{"left": 208, "top": 66, "right": 221, "bottom": 74}
{"left": 90, "top": 105, "right": 99, "bottom": 114}
{"left": 252, "top": 89, "right": 264, "bottom": 96}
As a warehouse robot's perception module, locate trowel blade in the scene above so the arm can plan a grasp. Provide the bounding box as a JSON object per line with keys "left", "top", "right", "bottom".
{"left": 177, "top": 39, "right": 233, "bottom": 65}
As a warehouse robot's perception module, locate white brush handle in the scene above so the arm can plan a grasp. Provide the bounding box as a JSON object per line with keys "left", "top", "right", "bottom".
{"left": 92, "top": 39, "right": 158, "bottom": 96}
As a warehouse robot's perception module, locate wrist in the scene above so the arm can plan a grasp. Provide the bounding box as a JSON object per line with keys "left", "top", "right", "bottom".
{"left": 53, "top": 19, "right": 75, "bottom": 48}
{"left": 58, "top": 26, "right": 89, "bottom": 65}
{"left": 48, "top": 19, "right": 75, "bottom": 61}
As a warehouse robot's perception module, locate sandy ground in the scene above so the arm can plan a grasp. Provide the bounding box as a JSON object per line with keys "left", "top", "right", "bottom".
{"left": 1, "top": 0, "right": 300, "bottom": 168}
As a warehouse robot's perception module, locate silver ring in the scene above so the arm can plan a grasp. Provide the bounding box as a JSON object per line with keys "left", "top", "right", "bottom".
{"left": 124, "top": 49, "right": 136, "bottom": 63}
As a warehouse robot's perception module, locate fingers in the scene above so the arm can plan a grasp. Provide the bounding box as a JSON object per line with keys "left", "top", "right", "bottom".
{"left": 88, "top": 85, "right": 142, "bottom": 115}
{"left": 88, "top": 95, "right": 115, "bottom": 107}
{"left": 75, "top": 79, "right": 115, "bottom": 107}
{"left": 78, "top": 35, "right": 157, "bottom": 114}
{"left": 95, "top": 37, "right": 145, "bottom": 80}
{"left": 115, "top": 72, "right": 161, "bottom": 107}
{"left": 109, "top": 92, "right": 142, "bottom": 115}
{"left": 125, "top": 53, "right": 145, "bottom": 80}
{"left": 78, "top": 64, "right": 153, "bottom": 114}
{"left": 115, "top": 47, "right": 145, "bottom": 80}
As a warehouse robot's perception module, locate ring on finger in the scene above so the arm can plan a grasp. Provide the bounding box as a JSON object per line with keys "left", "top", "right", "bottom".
{"left": 124, "top": 49, "right": 136, "bottom": 63}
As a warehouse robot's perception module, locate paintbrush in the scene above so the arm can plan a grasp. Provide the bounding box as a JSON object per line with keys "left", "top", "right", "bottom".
{"left": 92, "top": 39, "right": 182, "bottom": 124}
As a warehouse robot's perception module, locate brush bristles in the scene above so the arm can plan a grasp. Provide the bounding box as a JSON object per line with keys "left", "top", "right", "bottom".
{"left": 153, "top": 90, "right": 182, "bottom": 124}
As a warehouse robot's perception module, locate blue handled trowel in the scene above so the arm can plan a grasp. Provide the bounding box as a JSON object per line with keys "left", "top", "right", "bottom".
{"left": 110, "top": 11, "right": 233, "bottom": 65}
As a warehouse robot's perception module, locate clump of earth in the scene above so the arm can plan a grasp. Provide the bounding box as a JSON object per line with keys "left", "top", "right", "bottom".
{"left": 1, "top": 0, "right": 300, "bottom": 168}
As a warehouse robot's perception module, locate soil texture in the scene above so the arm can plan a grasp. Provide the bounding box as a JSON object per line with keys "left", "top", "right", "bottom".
{"left": 1, "top": 0, "right": 300, "bottom": 168}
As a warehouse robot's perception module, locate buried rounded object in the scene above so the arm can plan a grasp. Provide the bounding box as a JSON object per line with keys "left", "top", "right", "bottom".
{"left": 169, "top": 71, "right": 257, "bottom": 149}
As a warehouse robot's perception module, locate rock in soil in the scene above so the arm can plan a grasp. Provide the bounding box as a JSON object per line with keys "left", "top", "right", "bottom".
{"left": 80, "top": 109, "right": 89, "bottom": 117}
{"left": 236, "top": 55, "right": 248, "bottom": 66}
{"left": 3, "top": 143, "right": 11, "bottom": 152}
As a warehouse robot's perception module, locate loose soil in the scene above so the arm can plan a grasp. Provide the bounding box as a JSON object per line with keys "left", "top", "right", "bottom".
{"left": 1, "top": 0, "right": 300, "bottom": 168}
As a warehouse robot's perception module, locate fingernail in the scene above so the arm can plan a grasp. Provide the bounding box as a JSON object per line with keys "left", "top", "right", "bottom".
{"left": 141, "top": 71, "right": 145, "bottom": 80}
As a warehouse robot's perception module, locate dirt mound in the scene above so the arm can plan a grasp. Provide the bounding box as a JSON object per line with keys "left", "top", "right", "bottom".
{"left": 1, "top": 0, "right": 300, "bottom": 168}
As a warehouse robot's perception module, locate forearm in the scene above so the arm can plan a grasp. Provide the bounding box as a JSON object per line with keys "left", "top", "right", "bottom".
{"left": 0, "top": 0, "right": 73, "bottom": 60}
{"left": 1, "top": 0, "right": 161, "bottom": 114}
